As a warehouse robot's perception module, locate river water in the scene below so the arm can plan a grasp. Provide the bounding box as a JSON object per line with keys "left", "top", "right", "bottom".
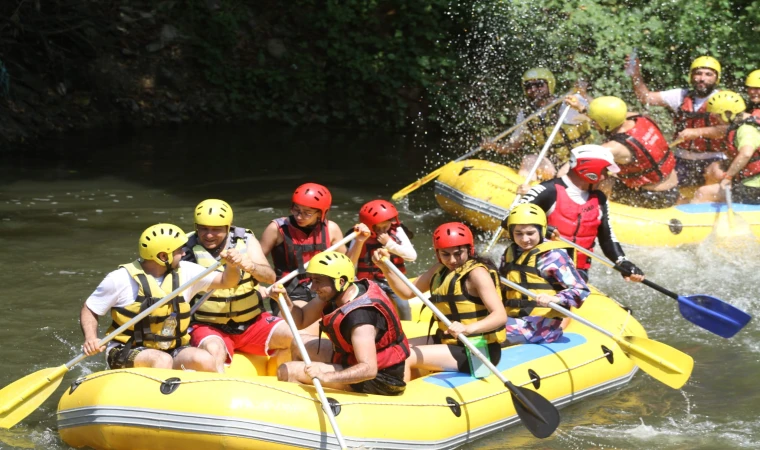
{"left": 0, "top": 125, "right": 758, "bottom": 449}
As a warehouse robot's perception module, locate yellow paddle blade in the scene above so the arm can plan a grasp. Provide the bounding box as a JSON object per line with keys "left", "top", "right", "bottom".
{"left": 0, "top": 365, "right": 68, "bottom": 429}
{"left": 616, "top": 336, "right": 694, "bottom": 390}
{"left": 391, "top": 162, "right": 452, "bottom": 201}
{"left": 714, "top": 209, "right": 753, "bottom": 240}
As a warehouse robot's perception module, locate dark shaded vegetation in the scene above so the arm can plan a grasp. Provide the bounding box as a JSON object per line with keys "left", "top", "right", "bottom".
{"left": 0, "top": 0, "right": 757, "bottom": 150}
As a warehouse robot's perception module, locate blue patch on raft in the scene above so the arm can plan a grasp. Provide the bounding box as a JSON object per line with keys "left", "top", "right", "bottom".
{"left": 675, "top": 203, "right": 760, "bottom": 213}
{"left": 422, "top": 332, "right": 587, "bottom": 388}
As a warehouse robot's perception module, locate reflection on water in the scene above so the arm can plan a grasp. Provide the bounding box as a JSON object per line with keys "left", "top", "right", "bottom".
{"left": 1, "top": 126, "right": 759, "bottom": 449}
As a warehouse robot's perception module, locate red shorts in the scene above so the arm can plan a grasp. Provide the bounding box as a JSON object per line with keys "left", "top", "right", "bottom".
{"left": 189, "top": 312, "right": 284, "bottom": 363}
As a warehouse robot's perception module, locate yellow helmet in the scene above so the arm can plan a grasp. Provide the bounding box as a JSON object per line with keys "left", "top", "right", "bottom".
{"left": 588, "top": 96, "right": 628, "bottom": 132}
{"left": 522, "top": 68, "right": 556, "bottom": 95}
{"left": 507, "top": 203, "right": 547, "bottom": 240}
{"left": 139, "top": 224, "right": 188, "bottom": 266}
{"left": 690, "top": 56, "right": 721, "bottom": 84}
{"left": 746, "top": 70, "right": 760, "bottom": 88}
{"left": 706, "top": 91, "right": 746, "bottom": 123}
{"left": 305, "top": 251, "right": 355, "bottom": 292}
{"left": 194, "top": 199, "right": 233, "bottom": 227}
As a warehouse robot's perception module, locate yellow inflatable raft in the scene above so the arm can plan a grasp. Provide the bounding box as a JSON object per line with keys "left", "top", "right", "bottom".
{"left": 434, "top": 159, "right": 760, "bottom": 246}
{"left": 58, "top": 293, "right": 643, "bottom": 450}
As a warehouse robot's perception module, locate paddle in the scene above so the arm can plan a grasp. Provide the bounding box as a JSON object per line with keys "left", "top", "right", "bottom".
{"left": 391, "top": 95, "right": 567, "bottom": 201}
{"left": 484, "top": 103, "right": 573, "bottom": 253}
{"left": 499, "top": 277, "right": 694, "bottom": 389}
{"left": 714, "top": 184, "right": 753, "bottom": 239}
{"left": 0, "top": 261, "right": 223, "bottom": 429}
{"left": 555, "top": 236, "right": 751, "bottom": 338}
{"left": 276, "top": 295, "right": 348, "bottom": 449}
{"left": 264, "top": 232, "right": 358, "bottom": 298}
{"left": 380, "top": 258, "right": 560, "bottom": 439}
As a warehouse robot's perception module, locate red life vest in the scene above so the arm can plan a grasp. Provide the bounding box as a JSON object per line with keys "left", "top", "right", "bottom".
{"left": 355, "top": 228, "right": 406, "bottom": 281}
{"left": 271, "top": 217, "right": 330, "bottom": 282}
{"left": 610, "top": 115, "right": 676, "bottom": 189}
{"left": 674, "top": 91, "right": 728, "bottom": 153}
{"left": 748, "top": 105, "right": 760, "bottom": 119}
{"left": 322, "top": 280, "right": 410, "bottom": 370}
{"left": 546, "top": 185, "right": 601, "bottom": 270}
{"left": 726, "top": 116, "right": 760, "bottom": 181}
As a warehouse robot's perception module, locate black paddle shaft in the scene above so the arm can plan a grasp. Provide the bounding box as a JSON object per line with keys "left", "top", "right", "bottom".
{"left": 612, "top": 262, "right": 680, "bottom": 300}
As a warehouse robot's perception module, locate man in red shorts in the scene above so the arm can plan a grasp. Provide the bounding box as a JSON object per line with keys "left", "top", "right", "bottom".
{"left": 185, "top": 199, "right": 293, "bottom": 373}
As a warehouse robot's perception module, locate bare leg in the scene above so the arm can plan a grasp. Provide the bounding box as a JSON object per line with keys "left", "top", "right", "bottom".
{"left": 133, "top": 349, "right": 174, "bottom": 369}
{"left": 198, "top": 335, "right": 228, "bottom": 373}
{"left": 172, "top": 347, "right": 217, "bottom": 372}
{"left": 691, "top": 184, "right": 724, "bottom": 203}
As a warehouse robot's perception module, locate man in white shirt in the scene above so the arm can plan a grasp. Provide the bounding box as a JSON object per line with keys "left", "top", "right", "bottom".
{"left": 80, "top": 223, "right": 245, "bottom": 371}
{"left": 628, "top": 55, "right": 729, "bottom": 188}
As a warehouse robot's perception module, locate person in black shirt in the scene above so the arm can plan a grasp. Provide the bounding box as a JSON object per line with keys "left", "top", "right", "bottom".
{"left": 271, "top": 251, "right": 410, "bottom": 396}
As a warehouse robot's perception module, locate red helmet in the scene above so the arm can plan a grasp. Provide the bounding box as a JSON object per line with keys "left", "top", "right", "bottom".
{"left": 359, "top": 200, "right": 399, "bottom": 236}
{"left": 569, "top": 145, "right": 620, "bottom": 184}
{"left": 292, "top": 183, "right": 332, "bottom": 221}
{"left": 432, "top": 222, "right": 475, "bottom": 256}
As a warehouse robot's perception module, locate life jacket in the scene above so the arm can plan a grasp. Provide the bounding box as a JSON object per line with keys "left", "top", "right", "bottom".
{"left": 726, "top": 116, "right": 760, "bottom": 181}
{"left": 674, "top": 90, "right": 728, "bottom": 153}
{"left": 610, "top": 115, "right": 677, "bottom": 189}
{"left": 501, "top": 241, "right": 576, "bottom": 318}
{"left": 546, "top": 184, "right": 601, "bottom": 270}
{"left": 429, "top": 259, "right": 507, "bottom": 345}
{"left": 108, "top": 261, "right": 191, "bottom": 351}
{"left": 355, "top": 227, "right": 406, "bottom": 281}
{"left": 271, "top": 216, "right": 330, "bottom": 286}
{"left": 747, "top": 104, "right": 760, "bottom": 119}
{"left": 184, "top": 227, "right": 262, "bottom": 325}
{"left": 524, "top": 101, "right": 594, "bottom": 165}
{"left": 322, "top": 280, "right": 410, "bottom": 369}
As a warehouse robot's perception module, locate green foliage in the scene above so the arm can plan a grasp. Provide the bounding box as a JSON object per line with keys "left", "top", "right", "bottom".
{"left": 178, "top": 0, "right": 465, "bottom": 127}
{"left": 176, "top": 0, "right": 757, "bottom": 132}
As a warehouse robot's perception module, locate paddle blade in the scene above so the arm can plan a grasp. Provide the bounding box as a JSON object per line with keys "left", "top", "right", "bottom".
{"left": 391, "top": 163, "right": 450, "bottom": 201}
{"left": 0, "top": 365, "right": 67, "bottom": 429}
{"left": 677, "top": 294, "right": 752, "bottom": 338}
{"left": 618, "top": 336, "right": 693, "bottom": 390}
{"left": 508, "top": 383, "right": 560, "bottom": 438}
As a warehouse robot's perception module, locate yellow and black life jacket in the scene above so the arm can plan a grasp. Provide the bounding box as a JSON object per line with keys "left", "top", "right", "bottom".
{"left": 501, "top": 241, "right": 575, "bottom": 318}
{"left": 108, "top": 261, "right": 191, "bottom": 350}
{"left": 185, "top": 226, "right": 262, "bottom": 325}
{"left": 429, "top": 259, "right": 506, "bottom": 345}
{"left": 524, "top": 101, "right": 594, "bottom": 165}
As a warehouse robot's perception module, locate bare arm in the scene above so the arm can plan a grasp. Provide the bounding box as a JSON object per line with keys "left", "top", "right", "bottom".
{"left": 270, "top": 285, "right": 325, "bottom": 329}
{"left": 373, "top": 248, "right": 439, "bottom": 299}
{"left": 628, "top": 56, "right": 669, "bottom": 108}
{"left": 676, "top": 124, "right": 729, "bottom": 141}
{"left": 725, "top": 144, "right": 757, "bottom": 179}
{"left": 328, "top": 221, "right": 347, "bottom": 253}
{"left": 319, "top": 324, "right": 378, "bottom": 384}
{"left": 243, "top": 233, "right": 276, "bottom": 284}
{"left": 258, "top": 221, "right": 282, "bottom": 258}
{"left": 80, "top": 305, "right": 104, "bottom": 356}
{"left": 345, "top": 223, "right": 371, "bottom": 267}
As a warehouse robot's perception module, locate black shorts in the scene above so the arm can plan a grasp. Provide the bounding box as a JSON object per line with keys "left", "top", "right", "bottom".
{"left": 732, "top": 180, "right": 760, "bottom": 204}
{"left": 675, "top": 156, "right": 725, "bottom": 187}
{"left": 350, "top": 361, "right": 406, "bottom": 396}
{"left": 433, "top": 331, "right": 502, "bottom": 375}
{"left": 107, "top": 344, "right": 188, "bottom": 369}
{"left": 611, "top": 181, "right": 679, "bottom": 209}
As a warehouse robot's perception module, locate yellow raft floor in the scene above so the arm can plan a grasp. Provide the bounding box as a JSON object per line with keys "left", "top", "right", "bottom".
{"left": 58, "top": 292, "right": 644, "bottom": 450}
{"left": 433, "top": 159, "right": 760, "bottom": 246}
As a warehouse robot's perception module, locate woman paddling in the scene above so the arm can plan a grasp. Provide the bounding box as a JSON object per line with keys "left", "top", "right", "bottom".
{"left": 373, "top": 222, "right": 506, "bottom": 377}
{"left": 500, "top": 203, "right": 590, "bottom": 344}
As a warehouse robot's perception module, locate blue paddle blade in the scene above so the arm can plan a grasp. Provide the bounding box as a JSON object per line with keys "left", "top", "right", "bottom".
{"left": 677, "top": 295, "right": 752, "bottom": 338}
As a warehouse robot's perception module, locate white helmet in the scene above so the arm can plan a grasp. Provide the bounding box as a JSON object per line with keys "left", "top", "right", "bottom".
{"left": 569, "top": 145, "right": 620, "bottom": 184}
